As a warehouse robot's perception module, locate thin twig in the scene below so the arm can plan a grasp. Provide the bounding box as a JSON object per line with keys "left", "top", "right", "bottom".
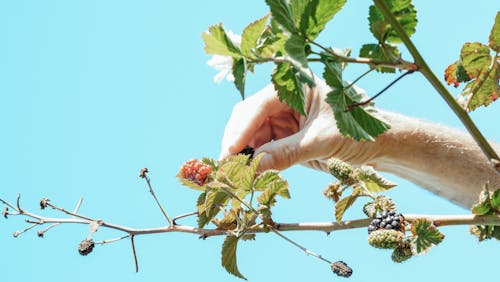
{"left": 95, "top": 235, "right": 131, "bottom": 245}
{"left": 143, "top": 175, "right": 174, "bottom": 227}
{"left": 131, "top": 235, "right": 139, "bottom": 273}
{"left": 346, "top": 70, "right": 414, "bottom": 111}
{"left": 39, "top": 197, "right": 84, "bottom": 236}
{"left": 13, "top": 223, "right": 38, "bottom": 237}
{"left": 172, "top": 212, "right": 198, "bottom": 225}
{"left": 270, "top": 227, "right": 332, "bottom": 264}
{"left": 46, "top": 202, "right": 94, "bottom": 221}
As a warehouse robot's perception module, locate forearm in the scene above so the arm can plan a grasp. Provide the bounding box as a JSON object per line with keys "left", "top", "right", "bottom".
{"left": 372, "top": 111, "right": 500, "bottom": 208}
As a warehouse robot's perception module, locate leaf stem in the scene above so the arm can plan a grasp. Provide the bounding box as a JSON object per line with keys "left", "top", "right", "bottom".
{"left": 308, "top": 41, "right": 417, "bottom": 71}
{"left": 373, "top": 0, "right": 500, "bottom": 173}
{"left": 270, "top": 227, "right": 332, "bottom": 264}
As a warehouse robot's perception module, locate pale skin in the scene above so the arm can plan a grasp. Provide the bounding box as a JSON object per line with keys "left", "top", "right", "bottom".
{"left": 220, "top": 79, "right": 500, "bottom": 209}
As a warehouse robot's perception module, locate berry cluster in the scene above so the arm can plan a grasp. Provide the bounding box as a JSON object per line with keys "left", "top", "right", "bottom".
{"left": 330, "top": 261, "right": 353, "bottom": 278}
{"left": 78, "top": 239, "right": 95, "bottom": 256}
{"left": 368, "top": 210, "right": 404, "bottom": 234}
{"left": 180, "top": 159, "right": 212, "bottom": 186}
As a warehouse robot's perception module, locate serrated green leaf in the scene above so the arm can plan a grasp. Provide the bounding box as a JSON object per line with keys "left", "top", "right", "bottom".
{"left": 357, "top": 165, "right": 397, "bottom": 192}
{"left": 197, "top": 192, "right": 210, "bottom": 228}
{"left": 325, "top": 85, "right": 391, "bottom": 141}
{"left": 464, "top": 61, "right": 500, "bottom": 111}
{"left": 369, "top": 0, "right": 418, "bottom": 44}
{"left": 359, "top": 43, "right": 400, "bottom": 73}
{"left": 297, "top": 0, "right": 346, "bottom": 40}
{"left": 375, "top": 195, "right": 397, "bottom": 212}
{"left": 176, "top": 172, "right": 207, "bottom": 191}
{"left": 459, "top": 42, "right": 491, "bottom": 80}
{"left": 241, "top": 14, "right": 270, "bottom": 57}
{"left": 489, "top": 11, "right": 500, "bottom": 52}
{"left": 202, "top": 157, "right": 219, "bottom": 172}
{"left": 271, "top": 62, "right": 307, "bottom": 116}
{"left": 233, "top": 58, "right": 247, "bottom": 99}
{"left": 335, "top": 194, "right": 357, "bottom": 222}
{"left": 265, "top": 0, "right": 298, "bottom": 34}
{"left": 219, "top": 154, "right": 251, "bottom": 189}
{"left": 472, "top": 184, "right": 493, "bottom": 215}
{"left": 241, "top": 154, "right": 264, "bottom": 193}
{"left": 221, "top": 235, "right": 247, "bottom": 280}
{"left": 410, "top": 219, "right": 444, "bottom": 255}
{"left": 202, "top": 24, "right": 241, "bottom": 57}
{"left": 257, "top": 177, "right": 290, "bottom": 206}
{"left": 444, "top": 61, "right": 460, "bottom": 87}
{"left": 490, "top": 189, "right": 500, "bottom": 210}
{"left": 363, "top": 201, "right": 377, "bottom": 218}
{"left": 214, "top": 208, "right": 239, "bottom": 230}
{"left": 253, "top": 170, "right": 281, "bottom": 191}
{"left": 284, "top": 34, "right": 315, "bottom": 87}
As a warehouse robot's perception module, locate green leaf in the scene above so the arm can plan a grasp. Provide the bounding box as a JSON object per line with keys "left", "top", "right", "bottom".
{"left": 218, "top": 154, "right": 252, "bottom": 189}
{"left": 284, "top": 34, "right": 315, "bottom": 87}
{"left": 176, "top": 172, "right": 207, "bottom": 191}
{"left": 325, "top": 84, "right": 391, "bottom": 141}
{"left": 490, "top": 189, "right": 500, "bottom": 210}
{"left": 489, "top": 11, "right": 500, "bottom": 52}
{"left": 265, "top": 0, "right": 298, "bottom": 34}
{"left": 375, "top": 195, "right": 397, "bottom": 212}
{"left": 298, "top": 0, "right": 346, "bottom": 40}
{"left": 463, "top": 61, "right": 500, "bottom": 111}
{"left": 410, "top": 219, "right": 444, "bottom": 255}
{"left": 369, "top": 0, "right": 418, "bottom": 44}
{"left": 257, "top": 177, "right": 290, "bottom": 206}
{"left": 271, "top": 62, "right": 307, "bottom": 115}
{"left": 334, "top": 187, "right": 362, "bottom": 222}
{"left": 202, "top": 24, "right": 241, "bottom": 57}
{"left": 233, "top": 58, "right": 247, "bottom": 99}
{"left": 472, "top": 185, "right": 493, "bottom": 215}
{"left": 241, "top": 14, "right": 271, "bottom": 57}
{"left": 492, "top": 226, "right": 500, "bottom": 240}
{"left": 203, "top": 188, "right": 229, "bottom": 221}
{"left": 363, "top": 201, "right": 377, "bottom": 218}
{"left": 359, "top": 43, "right": 400, "bottom": 73}
{"left": 196, "top": 193, "right": 210, "bottom": 228}
{"left": 221, "top": 235, "right": 247, "bottom": 280}
{"left": 241, "top": 154, "right": 264, "bottom": 193}
{"left": 459, "top": 42, "right": 491, "bottom": 80}
{"left": 357, "top": 165, "right": 397, "bottom": 192}
{"left": 253, "top": 170, "right": 282, "bottom": 191}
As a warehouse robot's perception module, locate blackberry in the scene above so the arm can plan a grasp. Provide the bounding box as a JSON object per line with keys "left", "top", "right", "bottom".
{"left": 327, "top": 158, "right": 354, "bottom": 184}
{"left": 331, "top": 261, "right": 353, "bottom": 278}
{"left": 78, "top": 239, "right": 95, "bottom": 256}
{"left": 368, "top": 210, "right": 404, "bottom": 234}
{"left": 368, "top": 229, "right": 404, "bottom": 249}
{"left": 238, "top": 146, "right": 255, "bottom": 159}
{"left": 391, "top": 241, "right": 413, "bottom": 263}
{"left": 179, "top": 159, "right": 212, "bottom": 186}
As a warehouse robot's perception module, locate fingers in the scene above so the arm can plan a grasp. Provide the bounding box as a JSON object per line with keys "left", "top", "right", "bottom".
{"left": 219, "top": 84, "right": 287, "bottom": 159}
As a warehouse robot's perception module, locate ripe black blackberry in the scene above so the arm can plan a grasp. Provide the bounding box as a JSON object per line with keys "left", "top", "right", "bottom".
{"left": 368, "top": 210, "right": 404, "bottom": 234}
{"left": 331, "top": 261, "right": 353, "bottom": 278}
{"left": 78, "top": 239, "right": 95, "bottom": 256}
{"left": 239, "top": 146, "right": 255, "bottom": 159}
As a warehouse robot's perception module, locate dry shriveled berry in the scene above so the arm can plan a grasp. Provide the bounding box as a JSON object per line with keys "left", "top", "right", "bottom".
{"left": 368, "top": 229, "right": 404, "bottom": 249}
{"left": 40, "top": 198, "right": 49, "bottom": 210}
{"left": 180, "top": 159, "right": 212, "bottom": 186}
{"left": 331, "top": 261, "right": 353, "bottom": 278}
{"left": 78, "top": 239, "right": 95, "bottom": 256}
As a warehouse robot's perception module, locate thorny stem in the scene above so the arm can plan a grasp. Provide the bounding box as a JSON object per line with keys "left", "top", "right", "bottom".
{"left": 270, "top": 227, "right": 332, "bottom": 264}
{"left": 143, "top": 175, "right": 174, "bottom": 227}
{"left": 3, "top": 197, "right": 500, "bottom": 237}
{"left": 373, "top": 0, "right": 500, "bottom": 174}
{"left": 307, "top": 40, "right": 417, "bottom": 71}
{"left": 347, "top": 70, "right": 414, "bottom": 111}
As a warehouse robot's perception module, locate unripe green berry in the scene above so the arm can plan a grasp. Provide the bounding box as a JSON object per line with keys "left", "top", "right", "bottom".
{"left": 327, "top": 158, "right": 353, "bottom": 184}
{"left": 368, "top": 229, "right": 404, "bottom": 249}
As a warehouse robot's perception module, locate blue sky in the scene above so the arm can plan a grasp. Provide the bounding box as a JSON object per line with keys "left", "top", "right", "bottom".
{"left": 1, "top": 1, "right": 499, "bottom": 281}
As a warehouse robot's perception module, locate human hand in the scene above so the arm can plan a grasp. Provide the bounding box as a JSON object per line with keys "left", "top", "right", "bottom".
{"left": 219, "top": 80, "right": 384, "bottom": 172}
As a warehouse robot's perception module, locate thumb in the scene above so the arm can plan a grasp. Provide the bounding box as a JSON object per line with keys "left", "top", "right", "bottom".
{"left": 255, "top": 132, "right": 307, "bottom": 171}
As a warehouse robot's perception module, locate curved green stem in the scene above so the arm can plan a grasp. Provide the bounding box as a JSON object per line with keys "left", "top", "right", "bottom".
{"left": 373, "top": 0, "right": 500, "bottom": 173}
